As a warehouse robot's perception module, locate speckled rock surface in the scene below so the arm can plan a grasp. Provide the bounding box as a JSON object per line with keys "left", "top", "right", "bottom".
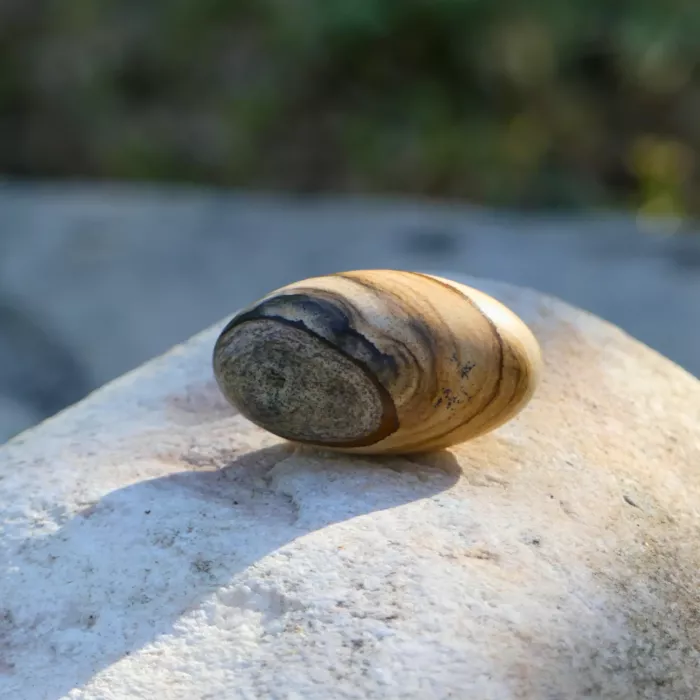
{"left": 0, "top": 277, "right": 699, "bottom": 699}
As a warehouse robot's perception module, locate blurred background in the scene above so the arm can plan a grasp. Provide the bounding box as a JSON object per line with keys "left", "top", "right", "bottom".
{"left": 1, "top": 0, "right": 699, "bottom": 442}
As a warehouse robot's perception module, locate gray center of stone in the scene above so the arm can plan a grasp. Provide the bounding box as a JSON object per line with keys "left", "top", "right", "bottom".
{"left": 214, "top": 319, "right": 389, "bottom": 445}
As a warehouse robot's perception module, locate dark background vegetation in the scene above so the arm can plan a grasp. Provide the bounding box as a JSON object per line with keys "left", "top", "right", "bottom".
{"left": 2, "top": 0, "right": 700, "bottom": 217}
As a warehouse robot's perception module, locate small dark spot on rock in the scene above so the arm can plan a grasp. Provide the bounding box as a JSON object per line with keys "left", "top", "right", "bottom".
{"left": 144, "top": 510, "right": 151, "bottom": 515}
{"left": 351, "top": 639, "right": 364, "bottom": 650}
{"left": 233, "top": 501, "right": 239, "bottom": 505}
{"left": 460, "top": 362, "right": 475, "bottom": 379}
{"left": 192, "top": 558, "right": 213, "bottom": 574}
{"left": 623, "top": 494, "right": 640, "bottom": 508}
{"left": 520, "top": 532, "right": 541, "bottom": 547}
{"left": 440, "top": 387, "right": 461, "bottom": 409}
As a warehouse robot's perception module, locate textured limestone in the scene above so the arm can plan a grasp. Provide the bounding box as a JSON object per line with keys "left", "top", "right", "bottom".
{"left": 0, "top": 277, "right": 699, "bottom": 699}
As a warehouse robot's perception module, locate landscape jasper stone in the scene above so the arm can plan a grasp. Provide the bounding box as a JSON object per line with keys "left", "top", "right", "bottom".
{"left": 213, "top": 270, "right": 542, "bottom": 454}
{"left": 0, "top": 276, "right": 698, "bottom": 700}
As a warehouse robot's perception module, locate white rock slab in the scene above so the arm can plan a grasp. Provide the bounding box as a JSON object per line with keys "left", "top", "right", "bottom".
{"left": 1, "top": 277, "right": 699, "bottom": 700}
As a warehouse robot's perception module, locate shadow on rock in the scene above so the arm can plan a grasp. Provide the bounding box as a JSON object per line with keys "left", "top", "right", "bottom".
{"left": 1, "top": 443, "right": 460, "bottom": 699}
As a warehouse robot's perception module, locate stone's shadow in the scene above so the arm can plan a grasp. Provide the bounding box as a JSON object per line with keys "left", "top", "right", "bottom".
{"left": 3, "top": 444, "right": 460, "bottom": 700}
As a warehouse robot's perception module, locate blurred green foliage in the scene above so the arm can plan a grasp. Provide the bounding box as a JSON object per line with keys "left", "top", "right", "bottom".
{"left": 1, "top": 0, "right": 699, "bottom": 215}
